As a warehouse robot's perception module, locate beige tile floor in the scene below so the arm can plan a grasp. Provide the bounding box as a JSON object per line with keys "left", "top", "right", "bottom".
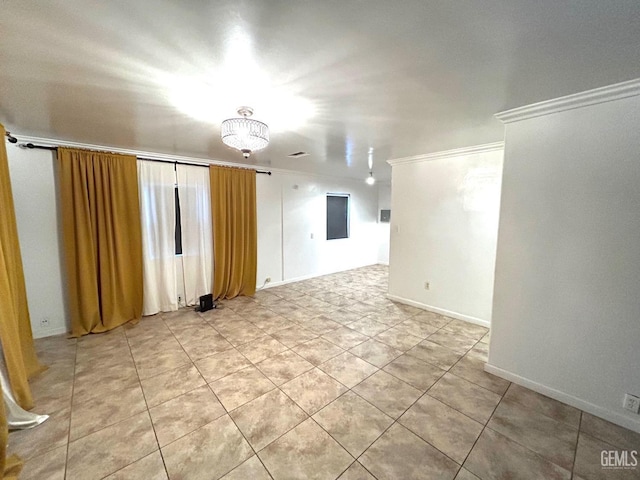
{"left": 10, "top": 265, "right": 640, "bottom": 479}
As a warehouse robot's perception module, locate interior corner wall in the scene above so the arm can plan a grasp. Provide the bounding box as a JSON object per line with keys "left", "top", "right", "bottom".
{"left": 257, "top": 171, "right": 379, "bottom": 287}
{"left": 488, "top": 94, "right": 640, "bottom": 432}
{"left": 387, "top": 148, "right": 503, "bottom": 326}
{"left": 6, "top": 146, "right": 69, "bottom": 338}
{"left": 376, "top": 182, "right": 391, "bottom": 265}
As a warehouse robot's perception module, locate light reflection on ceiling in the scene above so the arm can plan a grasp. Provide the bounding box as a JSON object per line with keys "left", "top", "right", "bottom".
{"left": 1, "top": 1, "right": 639, "bottom": 181}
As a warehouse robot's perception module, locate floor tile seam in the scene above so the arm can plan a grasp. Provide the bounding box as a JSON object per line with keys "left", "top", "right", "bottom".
{"left": 318, "top": 332, "right": 372, "bottom": 351}
{"left": 71, "top": 368, "right": 143, "bottom": 398}
{"left": 67, "top": 334, "right": 141, "bottom": 442}
{"left": 456, "top": 386, "right": 511, "bottom": 477}
{"left": 423, "top": 334, "right": 476, "bottom": 357}
{"left": 147, "top": 388, "right": 227, "bottom": 450}
{"left": 446, "top": 352, "right": 508, "bottom": 396}
{"left": 236, "top": 389, "right": 310, "bottom": 455}
{"left": 347, "top": 349, "right": 398, "bottom": 370}
{"left": 421, "top": 381, "right": 499, "bottom": 426}
{"left": 61, "top": 337, "right": 80, "bottom": 480}
{"left": 350, "top": 460, "right": 382, "bottom": 480}
{"left": 252, "top": 357, "right": 316, "bottom": 389}
{"left": 135, "top": 358, "right": 197, "bottom": 383}
{"left": 480, "top": 401, "right": 576, "bottom": 475}
{"left": 382, "top": 381, "right": 487, "bottom": 468}
{"left": 272, "top": 382, "right": 319, "bottom": 419}
{"left": 104, "top": 449, "right": 167, "bottom": 480}
{"left": 573, "top": 428, "right": 631, "bottom": 457}
{"left": 290, "top": 346, "right": 347, "bottom": 367}
{"left": 186, "top": 345, "right": 241, "bottom": 364}
{"left": 158, "top": 317, "right": 192, "bottom": 361}
{"left": 402, "top": 349, "right": 458, "bottom": 374}
{"left": 213, "top": 381, "right": 279, "bottom": 414}
{"left": 332, "top": 388, "right": 397, "bottom": 429}
{"left": 394, "top": 413, "right": 470, "bottom": 468}
{"left": 68, "top": 399, "right": 150, "bottom": 443}
{"left": 318, "top": 350, "right": 382, "bottom": 376}
{"left": 129, "top": 348, "right": 192, "bottom": 368}
{"left": 379, "top": 364, "right": 447, "bottom": 398}
{"left": 224, "top": 450, "right": 276, "bottom": 480}
{"left": 157, "top": 410, "right": 253, "bottom": 475}
{"left": 439, "top": 324, "right": 488, "bottom": 342}
{"left": 144, "top": 377, "right": 214, "bottom": 412}
{"left": 351, "top": 418, "right": 411, "bottom": 473}
{"left": 440, "top": 371, "right": 507, "bottom": 399}
{"left": 570, "top": 411, "right": 584, "bottom": 475}
{"left": 496, "top": 395, "right": 582, "bottom": 434}
{"left": 315, "top": 360, "right": 380, "bottom": 390}
{"left": 67, "top": 411, "right": 159, "bottom": 479}
{"left": 223, "top": 399, "right": 275, "bottom": 478}
{"left": 123, "top": 331, "right": 165, "bottom": 460}
{"left": 303, "top": 416, "right": 358, "bottom": 465}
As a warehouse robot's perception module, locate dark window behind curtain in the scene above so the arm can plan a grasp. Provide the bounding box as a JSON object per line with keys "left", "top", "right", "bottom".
{"left": 327, "top": 194, "right": 349, "bottom": 240}
{"left": 174, "top": 186, "right": 182, "bottom": 255}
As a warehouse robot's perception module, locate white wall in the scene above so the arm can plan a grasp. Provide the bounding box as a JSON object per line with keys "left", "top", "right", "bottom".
{"left": 257, "top": 171, "right": 379, "bottom": 287}
{"left": 488, "top": 87, "right": 640, "bottom": 432}
{"left": 7, "top": 145, "right": 380, "bottom": 338}
{"left": 387, "top": 145, "right": 503, "bottom": 326}
{"left": 376, "top": 182, "right": 391, "bottom": 265}
{"left": 6, "top": 146, "right": 69, "bottom": 338}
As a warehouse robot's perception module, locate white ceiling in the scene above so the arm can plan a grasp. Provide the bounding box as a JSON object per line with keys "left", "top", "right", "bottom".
{"left": 1, "top": 1, "right": 639, "bottom": 181}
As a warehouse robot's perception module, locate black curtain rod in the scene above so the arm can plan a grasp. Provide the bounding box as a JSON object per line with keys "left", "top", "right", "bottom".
{"left": 16, "top": 142, "right": 272, "bottom": 175}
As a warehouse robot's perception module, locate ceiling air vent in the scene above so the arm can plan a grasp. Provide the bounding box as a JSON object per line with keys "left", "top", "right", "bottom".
{"left": 287, "top": 151, "right": 309, "bottom": 158}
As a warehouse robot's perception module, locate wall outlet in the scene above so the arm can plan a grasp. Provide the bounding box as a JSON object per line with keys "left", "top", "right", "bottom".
{"left": 265, "top": 277, "right": 271, "bottom": 283}
{"left": 310, "top": 233, "right": 314, "bottom": 239}
{"left": 40, "top": 317, "right": 50, "bottom": 328}
{"left": 424, "top": 281, "right": 430, "bottom": 290}
{"left": 178, "top": 295, "right": 182, "bottom": 303}
{"left": 623, "top": 394, "right": 640, "bottom": 413}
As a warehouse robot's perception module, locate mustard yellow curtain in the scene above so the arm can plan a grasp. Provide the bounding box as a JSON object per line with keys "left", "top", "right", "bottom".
{"left": 58, "top": 148, "right": 143, "bottom": 337}
{"left": 209, "top": 165, "right": 257, "bottom": 299}
{"left": 0, "top": 124, "right": 45, "bottom": 413}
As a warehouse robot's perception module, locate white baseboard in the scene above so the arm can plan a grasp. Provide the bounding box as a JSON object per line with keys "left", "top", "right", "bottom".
{"left": 33, "top": 326, "right": 68, "bottom": 339}
{"left": 260, "top": 273, "right": 318, "bottom": 290}
{"left": 386, "top": 294, "right": 490, "bottom": 328}
{"left": 484, "top": 363, "right": 640, "bottom": 434}
{"left": 259, "top": 262, "right": 381, "bottom": 291}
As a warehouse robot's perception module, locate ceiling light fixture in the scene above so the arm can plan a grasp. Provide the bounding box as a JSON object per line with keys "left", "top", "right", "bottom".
{"left": 366, "top": 171, "right": 376, "bottom": 185}
{"left": 221, "top": 106, "right": 269, "bottom": 158}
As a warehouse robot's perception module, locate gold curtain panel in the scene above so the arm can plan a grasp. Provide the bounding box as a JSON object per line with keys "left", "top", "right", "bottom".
{"left": 58, "top": 148, "right": 143, "bottom": 337}
{"left": 0, "top": 124, "right": 45, "bottom": 411}
{"left": 0, "top": 123, "right": 47, "bottom": 477}
{"left": 210, "top": 165, "right": 257, "bottom": 299}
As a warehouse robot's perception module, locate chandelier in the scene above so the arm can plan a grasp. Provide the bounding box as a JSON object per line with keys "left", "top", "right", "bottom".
{"left": 220, "top": 107, "right": 269, "bottom": 158}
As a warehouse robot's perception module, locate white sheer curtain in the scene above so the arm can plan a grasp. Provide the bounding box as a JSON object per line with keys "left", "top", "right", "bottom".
{"left": 138, "top": 160, "right": 178, "bottom": 315}
{"left": 176, "top": 164, "right": 213, "bottom": 306}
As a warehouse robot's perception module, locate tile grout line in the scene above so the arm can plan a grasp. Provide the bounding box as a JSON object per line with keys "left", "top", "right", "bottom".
{"left": 453, "top": 380, "right": 511, "bottom": 478}
{"left": 570, "top": 411, "right": 583, "bottom": 476}
{"left": 125, "top": 318, "right": 172, "bottom": 480}
{"left": 33, "top": 268, "right": 544, "bottom": 480}
{"left": 63, "top": 337, "right": 79, "bottom": 480}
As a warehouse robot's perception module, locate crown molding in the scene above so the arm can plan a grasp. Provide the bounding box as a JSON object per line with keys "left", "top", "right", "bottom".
{"left": 495, "top": 78, "right": 640, "bottom": 124}
{"left": 387, "top": 141, "right": 504, "bottom": 167}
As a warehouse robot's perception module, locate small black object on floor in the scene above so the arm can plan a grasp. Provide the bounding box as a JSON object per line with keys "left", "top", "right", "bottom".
{"left": 196, "top": 293, "right": 214, "bottom": 312}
